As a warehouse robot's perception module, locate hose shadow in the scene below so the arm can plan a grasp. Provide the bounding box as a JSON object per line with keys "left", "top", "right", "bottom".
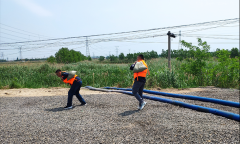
{"left": 119, "top": 110, "right": 139, "bottom": 116}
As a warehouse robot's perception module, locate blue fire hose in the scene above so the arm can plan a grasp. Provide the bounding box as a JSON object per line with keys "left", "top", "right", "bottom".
{"left": 104, "top": 87, "right": 239, "bottom": 108}
{"left": 85, "top": 86, "right": 239, "bottom": 121}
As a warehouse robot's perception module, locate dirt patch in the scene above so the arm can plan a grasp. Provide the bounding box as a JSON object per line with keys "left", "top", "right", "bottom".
{"left": 0, "top": 87, "right": 117, "bottom": 97}
{"left": 150, "top": 87, "right": 206, "bottom": 94}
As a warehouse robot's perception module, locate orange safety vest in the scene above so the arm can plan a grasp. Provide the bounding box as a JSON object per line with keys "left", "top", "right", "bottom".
{"left": 133, "top": 60, "right": 150, "bottom": 81}
{"left": 62, "top": 71, "right": 77, "bottom": 85}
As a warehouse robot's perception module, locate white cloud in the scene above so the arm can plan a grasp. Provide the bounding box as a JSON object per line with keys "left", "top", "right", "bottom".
{"left": 15, "top": 0, "right": 53, "bottom": 17}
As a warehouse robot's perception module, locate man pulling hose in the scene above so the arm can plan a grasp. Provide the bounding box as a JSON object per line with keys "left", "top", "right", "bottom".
{"left": 130, "top": 54, "right": 150, "bottom": 110}
{"left": 55, "top": 69, "right": 87, "bottom": 109}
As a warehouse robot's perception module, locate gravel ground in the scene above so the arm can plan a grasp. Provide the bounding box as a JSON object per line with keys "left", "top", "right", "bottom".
{"left": 147, "top": 87, "right": 239, "bottom": 114}
{"left": 0, "top": 87, "right": 239, "bottom": 143}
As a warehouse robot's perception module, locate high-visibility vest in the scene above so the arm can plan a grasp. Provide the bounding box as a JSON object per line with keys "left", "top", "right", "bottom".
{"left": 133, "top": 60, "right": 150, "bottom": 81}
{"left": 62, "top": 71, "right": 77, "bottom": 85}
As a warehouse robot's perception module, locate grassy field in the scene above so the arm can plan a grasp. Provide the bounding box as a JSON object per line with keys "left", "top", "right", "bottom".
{"left": 0, "top": 58, "right": 239, "bottom": 89}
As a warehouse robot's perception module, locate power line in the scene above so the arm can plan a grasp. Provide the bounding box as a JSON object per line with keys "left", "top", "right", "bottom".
{"left": 182, "top": 36, "right": 239, "bottom": 40}
{"left": 0, "top": 23, "right": 53, "bottom": 38}
{"left": 0, "top": 31, "right": 33, "bottom": 40}
{"left": 0, "top": 18, "right": 238, "bottom": 45}
{"left": 0, "top": 27, "right": 48, "bottom": 39}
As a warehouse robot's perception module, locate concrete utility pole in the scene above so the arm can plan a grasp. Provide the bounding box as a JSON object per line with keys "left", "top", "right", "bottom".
{"left": 86, "top": 37, "right": 90, "bottom": 57}
{"left": 167, "top": 31, "right": 176, "bottom": 71}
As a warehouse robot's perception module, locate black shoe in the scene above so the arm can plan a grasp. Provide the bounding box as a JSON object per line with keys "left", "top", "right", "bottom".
{"left": 81, "top": 103, "right": 87, "bottom": 106}
{"left": 64, "top": 105, "right": 73, "bottom": 109}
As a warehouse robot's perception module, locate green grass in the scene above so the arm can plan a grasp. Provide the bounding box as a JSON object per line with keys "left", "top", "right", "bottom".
{"left": 0, "top": 58, "right": 239, "bottom": 89}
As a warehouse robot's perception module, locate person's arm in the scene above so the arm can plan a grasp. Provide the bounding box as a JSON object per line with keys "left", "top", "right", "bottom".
{"left": 61, "top": 72, "right": 69, "bottom": 80}
{"left": 130, "top": 61, "right": 137, "bottom": 70}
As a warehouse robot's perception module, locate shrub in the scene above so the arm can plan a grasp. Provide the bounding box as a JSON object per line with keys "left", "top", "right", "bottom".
{"left": 47, "top": 55, "right": 56, "bottom": 63}
{"left": 9, "top": 78, "right": 22, "bottom": 89}
{"left": 99, "top": 56, "right": 105, "bottom": 61}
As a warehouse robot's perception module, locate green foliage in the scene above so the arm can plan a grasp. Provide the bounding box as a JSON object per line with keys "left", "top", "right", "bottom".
{"left": 99, "top": 56, "right": 105, "bottom": 61}
{"left": 0, "top": 56, "right": 239, "bottom": 89}
{"left": 98, "top": 56, "right": 105, "bottom": 61}
{"left": 87, "top": 56, "right": 92, "bottom": 61}
{"left": 230, "top": 47, "right": 239, "bottom": 58}
{"left": 9, "top": 78, "right": 22, "bottom": 89}
{"left": 211, "top": 49, "right": 239, "bottom": 88}
{"left": 103, "top": 50, "right": 159, "bottom": 63}
{"left": 179, "top": 38, "right": 210, "bottom": 86}
{"left": 0, "top": 41, "right": 239, "bottom": 89}
{"left": 55, "top": 47, "right": 86, "bottom": 63}
{"left": 119, "top": 53, "right": 125, "bottom": 60}
{"left": 47, "top": 55, "right": 56, "bottom": 63}
{"left": 109, "top": 55, "right": 118, "bottom": 61}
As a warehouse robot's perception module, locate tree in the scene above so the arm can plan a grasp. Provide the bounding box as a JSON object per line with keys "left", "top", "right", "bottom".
{"left": 180, "top": 38, "right": 210, "bottom": 85}
{"left": 47, "top": 55, "right": 56, "bottom": 63}
{"left": 119, "top": 53, "right": 125, "bottom": 60}
{"left": 99, "top": 56, "right": 105, "bottom": 61}
{"left": 230, "top": 47, "right": 239, "bottom": 58}
{"left": 109, "top": 55, "right": 117, "bottom": 61}
{"left": 87, "top": 56, "right": 92, "bottom": 61}
{"left": 55, "top": 47, "right": 86, "bottom": 63}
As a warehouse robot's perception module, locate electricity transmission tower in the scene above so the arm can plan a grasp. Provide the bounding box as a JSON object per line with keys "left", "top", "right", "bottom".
{"left": 0, "top": 52, "right": 4, "bottom": 60}
{"left": 85, "top": 37, "right": 90, "bottom": 57}
{"left": 178, "top": 30, "right": 182, "bottom": 50}
{"left": 116, "top": 46, "right": 118, "bottom": 56}
{"left": 19, "top": 46, "right": 22, "bottom": 60}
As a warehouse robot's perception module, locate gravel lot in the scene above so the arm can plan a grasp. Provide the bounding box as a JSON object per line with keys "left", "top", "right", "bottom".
{"left": 0, "top": 87, "right": 239, "bottom": 143}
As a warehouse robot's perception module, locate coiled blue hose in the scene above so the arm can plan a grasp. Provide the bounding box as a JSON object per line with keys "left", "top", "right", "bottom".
{"left": 85, "top": 86, "right": 239, "bottom": 121}
{"left": 104, "top": 87, "right": 239, "bottom": 108}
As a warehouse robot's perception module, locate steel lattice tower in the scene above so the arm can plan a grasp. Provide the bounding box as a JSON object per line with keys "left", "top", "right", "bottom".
{"left": 178, "top": 30, "right": 182, "bottom": 50}
{"left": 86, "top": 37, "right": 90, "bottom": 57}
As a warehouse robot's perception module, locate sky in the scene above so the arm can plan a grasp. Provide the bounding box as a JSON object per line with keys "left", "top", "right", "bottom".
{"left": 0, "top": 0, "right": 239, "bottom": 60}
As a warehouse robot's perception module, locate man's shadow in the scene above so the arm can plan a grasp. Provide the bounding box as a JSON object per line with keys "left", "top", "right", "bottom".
{"left": 45, "top": 106, "right": 75, "bottom": 112}
{"left": 45, "top": 105, "right": 86, "bottom": 112}
{"left": 119, "top": 110, "right": 139, "bottom": 116}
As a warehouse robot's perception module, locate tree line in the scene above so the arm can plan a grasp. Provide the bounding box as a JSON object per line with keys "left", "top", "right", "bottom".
{"left": 99, "top": 50, "right": 159, "bottom": 63}
{"left": 47, "top": 48, "right": 91, "bottom": 63}
{"left": 160, "top": 47, "right": 239, "bottom": 60}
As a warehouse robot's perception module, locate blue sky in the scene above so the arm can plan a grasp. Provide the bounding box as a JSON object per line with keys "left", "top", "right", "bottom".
{"left": 0, "top": 0, "right": 239, "bottom": 60}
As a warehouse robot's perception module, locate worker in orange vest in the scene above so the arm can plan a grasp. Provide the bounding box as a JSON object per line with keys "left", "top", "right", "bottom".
{"left": 55, "top": 69, "right": 86, "bottom": 109}
{"left": 130, "top": 54, "right": 149, "bottom": 110}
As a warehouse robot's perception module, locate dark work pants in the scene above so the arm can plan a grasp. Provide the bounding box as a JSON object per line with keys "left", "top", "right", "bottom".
{"left": 132, "top": 80, "right": 145, "bottom": 105}
{"left": 67, "top": 81, "right": 86, "bottom": 106}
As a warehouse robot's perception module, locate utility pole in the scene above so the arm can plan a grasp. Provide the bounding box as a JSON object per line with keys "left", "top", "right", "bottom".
{"left": 167, "top": 31, "right": 176, "bottom": 71}
{"left": 116, "top": 46, "right": 118, "bottom": 56}
{"left": 129, "top": 49, "right": 130, "bottom": 54}
{"left": 86, "top": 37, "right": 90, "bottom": 57}
{"left": 178, "top": 30, "right": 182, "bottom": 50}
